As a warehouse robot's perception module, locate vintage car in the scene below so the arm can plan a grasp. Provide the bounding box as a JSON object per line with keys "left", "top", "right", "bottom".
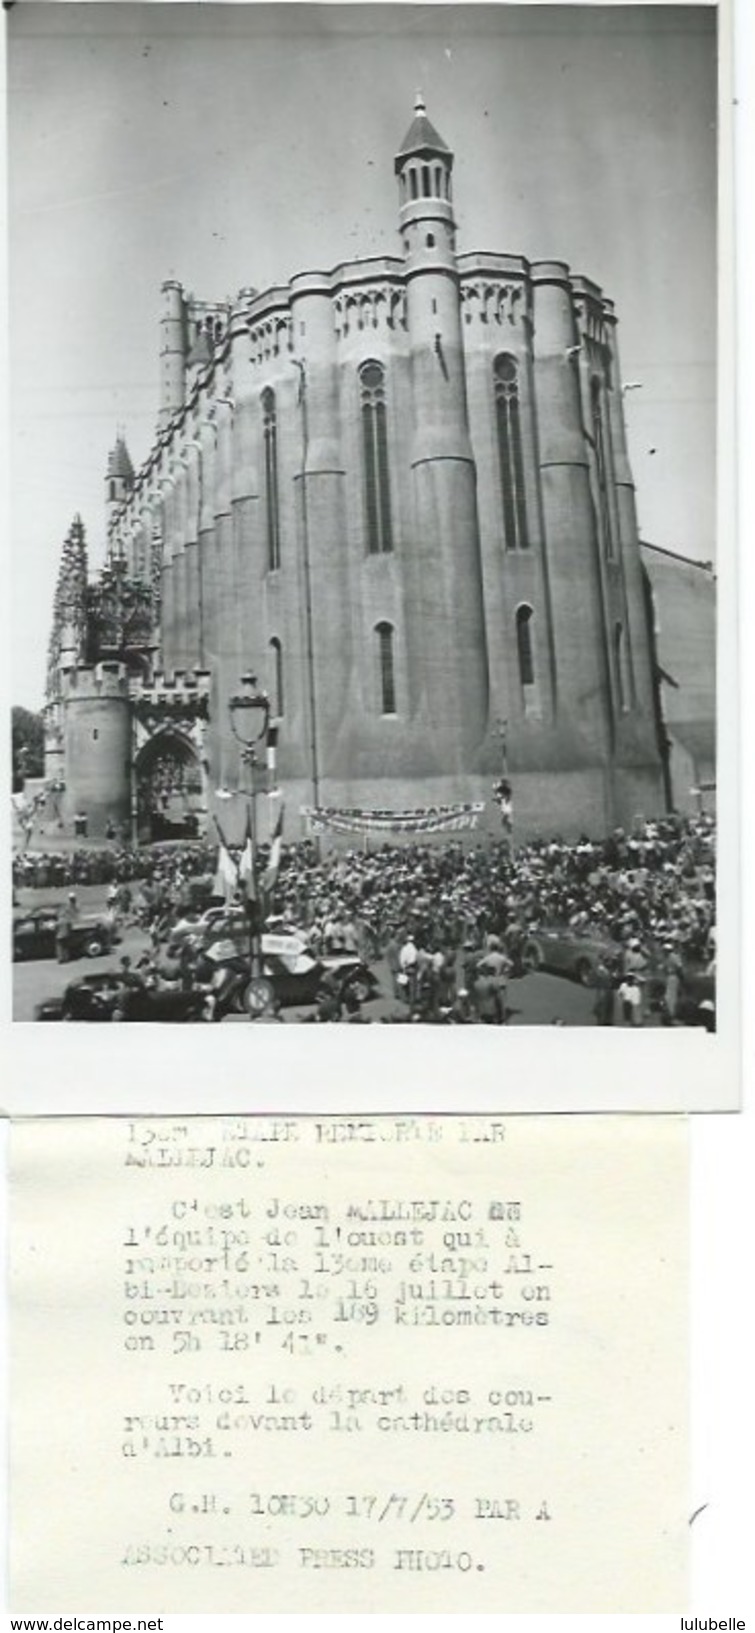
{"left": 202, "top": 931, "right": 380, "bottom": 1015}
{"left": 35, "top": 971, "right": 209, "bottom": 1022}
{"left": 13, "top": 907, "right": 118, "bottom": 963}
{"left": 520, "top": 924, "right": 715, "bottom": 1023}
{"left": 34, "top": 927, "right": 379, "bottom": 1021}
{"left": 519, "top": 925, "right": 622, "bottom": 986}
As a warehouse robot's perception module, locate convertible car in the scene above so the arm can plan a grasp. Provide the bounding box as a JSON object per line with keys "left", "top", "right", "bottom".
{"left": 201, "top": 932, "right": 380, "bottom": 1014}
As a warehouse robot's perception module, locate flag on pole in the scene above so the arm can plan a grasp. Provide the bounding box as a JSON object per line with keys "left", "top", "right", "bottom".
{"left": 237, "top": 807, "right": 257, "bottom": 903}
{"left": 261, "top": 795, "right": 285, "bottom": 895}
{"left": 212, "top": 815, "right": 239, "bottom": 903}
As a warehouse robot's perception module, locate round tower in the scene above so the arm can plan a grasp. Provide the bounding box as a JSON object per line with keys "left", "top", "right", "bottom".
{"left": 159, "top": 279, "right": 187, "bottom": 429}
{"left": 61, "top": 661, "right": 132, "bottom": 837}
{"left": 395, "top": 95, "right": 489, "bottom": 765}
{"left": 531, "top": 262, "right": 615, "bottom": 803}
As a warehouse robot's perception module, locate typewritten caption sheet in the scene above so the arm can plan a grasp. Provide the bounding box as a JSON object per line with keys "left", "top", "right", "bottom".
{"left": 10, "top": 1114, "right": 687, "bottom": 1613}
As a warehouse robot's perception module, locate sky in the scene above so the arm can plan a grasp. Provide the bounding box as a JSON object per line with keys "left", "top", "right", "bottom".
{"left": 7, "top": 1, "right": 718, "bottom": 709}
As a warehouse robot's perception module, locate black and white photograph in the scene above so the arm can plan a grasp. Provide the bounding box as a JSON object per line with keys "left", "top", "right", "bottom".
{"left": 6, "top": 1, "right": 736, "bottom": 1107}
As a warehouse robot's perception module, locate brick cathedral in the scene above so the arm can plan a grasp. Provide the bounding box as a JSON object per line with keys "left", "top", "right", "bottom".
{"left": 45, "top": 97, "right": 672, "bottom": 843}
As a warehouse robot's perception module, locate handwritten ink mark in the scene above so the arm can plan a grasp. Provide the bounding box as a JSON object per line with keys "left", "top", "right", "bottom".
{"left": 689, "top": 1503, "right": 709, "bottom": 1527}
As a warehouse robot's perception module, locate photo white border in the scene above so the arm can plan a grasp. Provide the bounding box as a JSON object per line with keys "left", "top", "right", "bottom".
{"left": 0, "top": 5, "right": 752, "bottom": 1619}
{"left": 1, "top": 0, "right": 740, "bottom": 1115}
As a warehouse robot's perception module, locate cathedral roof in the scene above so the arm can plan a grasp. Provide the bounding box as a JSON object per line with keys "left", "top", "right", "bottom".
{"left": 107, "top": 436, "right": 134, "bottom": 481}
{"left": 396, "top": 93, "right": 451, "bottom": 161}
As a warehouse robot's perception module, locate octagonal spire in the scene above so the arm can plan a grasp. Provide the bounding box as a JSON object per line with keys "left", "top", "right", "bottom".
{"left": 395, "top": 92, "right": 452, "bottom": 169}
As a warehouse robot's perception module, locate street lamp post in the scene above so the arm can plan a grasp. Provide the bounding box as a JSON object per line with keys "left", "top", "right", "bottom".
{"left": 228, "top": 673, "right": 270, "bottom": 990}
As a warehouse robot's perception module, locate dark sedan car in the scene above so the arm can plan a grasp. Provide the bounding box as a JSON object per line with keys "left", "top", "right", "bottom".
{"left": 13, "top": 908, "right": 117, "bottom": 963}
{"left": 35, "top": 972, "right": 209, "bottom": 1022}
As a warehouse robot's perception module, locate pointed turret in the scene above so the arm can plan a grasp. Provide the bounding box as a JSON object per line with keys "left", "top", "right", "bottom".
{"left": 106, "top": 431, "right": 135, "bottom": 542}
{"left": 394, "top": 91, "right": 455, "bottom": 231}
{"left": 396, "top": 91, "right": 452, "bottom": 164}
{"left": 46, "top": 515, "right": 89, "bottom": 701}
{"left": 394, "top": 92, "right": 457, "bottom": 277}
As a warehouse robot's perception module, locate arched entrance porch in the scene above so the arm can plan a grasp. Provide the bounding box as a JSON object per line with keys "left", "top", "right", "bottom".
{"left": 134, "top": 727, "right": 206, "bottom": 843}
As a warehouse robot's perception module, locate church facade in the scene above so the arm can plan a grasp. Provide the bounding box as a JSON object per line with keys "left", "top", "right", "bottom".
{"left": 45, "top": 98, "right": 669, "bottom": 842}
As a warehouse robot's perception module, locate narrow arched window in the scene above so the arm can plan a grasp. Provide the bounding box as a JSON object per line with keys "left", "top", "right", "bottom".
{"left": 262, "top": 387, "right": 280, "bottom": 571}
{"left": 516, "top": 604, "right": 535, "bottom": 688}
{"left": 494, "top": 354, "right": 528, "bottom": 550}
{"left": 376, "top": 621, "right": 396, "bottom": 715}
{"left": 360, "top": 361, "right": 393, "bottom": 555}
{"left": 269, "top": 636, "right": 284, "bottom": 717}
{"left": 614, "top": 621, "right": 627, "bottom": 712}
{"left": 592, "top": 377, "right": 614, "bottom": 559}
{"left": 409, "top": 168, "right": 418, "bottom": 200}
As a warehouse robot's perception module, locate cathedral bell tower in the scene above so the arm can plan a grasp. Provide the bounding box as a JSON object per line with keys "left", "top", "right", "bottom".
{"left": 395, "top": 91, "right": 456, "bottom": 268}
{"left": 395, "top": 95, "right": 489, "bottom": 769}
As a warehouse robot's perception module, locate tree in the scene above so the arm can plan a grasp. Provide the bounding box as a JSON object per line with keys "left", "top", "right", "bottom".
{"left": 12, "top": 707, "right": 45, "bottom": 789}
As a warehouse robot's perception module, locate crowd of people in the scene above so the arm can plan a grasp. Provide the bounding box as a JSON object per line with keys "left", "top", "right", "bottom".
{"left": 270, "top": 811, "right": 716, "bottom": 1024}
{"left": 13, "top": 839, "right": 214, "bottom": 892}
{"left": 15, "top": 810, "right": 716, "bottom": 1025}
{"left": 271, "top": 814, "right": 715, "bottom": 955}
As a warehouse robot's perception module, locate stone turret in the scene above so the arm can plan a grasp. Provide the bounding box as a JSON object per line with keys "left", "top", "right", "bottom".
{"left": 59, "top": 661, "right": 132, "bottom": 836}
{"left": 396, "top": 95, "right": 490, "bottom": 767}
{"left": 395, "top": 90, "right": 456, "bottom": 267}
{"left": 105, "top": 433, "right": 135, "bottom": 544}
{"left": 159, "top": 279, "right": 187, "bottom": 429}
